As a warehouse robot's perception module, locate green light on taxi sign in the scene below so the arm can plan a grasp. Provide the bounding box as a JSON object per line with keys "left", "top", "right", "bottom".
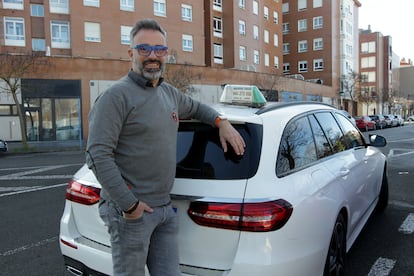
{"left": 220, "top": 85, "right": 267, "bottom": 107}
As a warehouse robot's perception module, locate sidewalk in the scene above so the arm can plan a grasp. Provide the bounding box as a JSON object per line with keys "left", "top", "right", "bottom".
{"left": 5, "top": 140, "right": 85, "bottom": 154}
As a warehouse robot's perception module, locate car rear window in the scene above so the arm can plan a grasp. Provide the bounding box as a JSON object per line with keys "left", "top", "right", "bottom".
{"left": 176, "top": 122, "right": 262, "bottom": 180}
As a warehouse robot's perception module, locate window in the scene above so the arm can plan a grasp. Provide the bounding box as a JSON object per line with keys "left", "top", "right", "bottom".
{"left": 335, "top": 113, "right": 364, "bottom": 150}
{"left": 361, "top": 56, "right": 376, "bottom": 68}
{"left": 298, "top": 61, "right": 308, "bottom": 72}
{"left": 313, "top": 0, "right": 323, "bottom": 8}
{"left": 282, "top": 23, "right": 289, "bottom": 34}
{"left": 31, "top": 4, "right": 44, "bottom": 16}
{"left": 308, "top": 115, "right": 333, "bottom": 158}
{"left": 84, "top": 22, "right": 101, "bottom": 42}
{"left": 182, "top": 34, "right": 193, "bottom": 52}
{"left": 298, "top": 19, "right": 307, "bottom": 32}
{"left": 264, "top": 6, "right": 269, "bottom": 20}
{"left": 51, "top": 20, "right": 70, "bottom": 48}
{"left": 313, "top": 16, "right": 323, "bottom": 29}
{"left": 274, "top": 34, "right": 279, "bottom": 46}
{"left": 213, "top": 17, "right": 223, "bottom": 37}
{"left": 264, "top": 30, "right": 269, "bottom": 43}
{"left": 361, "top": 41, "right": 376, "bottom": 53}
{"left": 298, "top": 40, "right": 308, "bottom": 52}
{"left": 253, "top": 0, "right": 259, "bottom": 15}
{"left": 239, "top": 46, "right": 246, "bottom": 61}
{"left": 361, "top": 72, "right": 376, "bottom": 82}
{"left": 84, "top": 0, "right": 99, "bottom": 7}
{"left": 238, "top": 0, "right": 245, "bottom": 9}
{"left": 276, "top": 116, "right": 317, "bottom": 176}
{"left": 214, "top": 43, "right": 223, "bottom": 64}
{"left": 120, "top": 0, "right": 134, "bottom": 11}
{"left": 121, "top": 25, "right": 132, "bottom": 45}
{"left": 4, "top": 17, "right": 25, "bottom": 46}
{"left": 282, "top": 2, "right": 289, "bottom": 14}
{"left": 283, "top": 63, "right": 290, "bottom": 74}
{"left": 313, "top": 38, "right": 323, "bottom": 50}
{"left": 181, "top": 4, "right": 192, "bottom": 21}
{"left": 253, "top": 50, "right": 260, "bottom": 64}
{"left": 32, "top": 38, "right": 46, "bottom": 51}
{"left": 274, "top": 56, "right": 279, "bottom": 69}
{"left": 313, "top": 59, "right": 324, "bottom": 71}
{"left": 239, "top": 20, "right": 246, "bottom": 35}
{"left": 253, "top": 25, "right": 259, "bottom": 40}
{"left": 283, "top": 43, "right": 290, "bottom": 54}
{"left": 3, "top": 0, "right": 23, "bottom": 9}
{"left": 273, "top": 11, "right": 279, "bottom": 24}
{"left": 50, "top": 0, "right": 69, "bottom": 14}
{"left": 154, "top": 0, "right": 166, "bottom": 16}
{"left": 314, "top": 113, "right": 344, "bottom": 154}
{"left": 213, "top": 0, "right": 222, "bottom": 11}
{"left": 264, "top": 53, "right": 270, "bottom": 66}
{"left": 298, "top": 0, "right": 306, "bottom": 10}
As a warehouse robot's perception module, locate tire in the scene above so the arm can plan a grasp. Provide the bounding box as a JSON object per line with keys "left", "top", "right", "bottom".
{"left": 375, "top": 169, "right": 389, "bottom": 212}
{"left": 324, "top": 214, "right": 347, "bottom": 276}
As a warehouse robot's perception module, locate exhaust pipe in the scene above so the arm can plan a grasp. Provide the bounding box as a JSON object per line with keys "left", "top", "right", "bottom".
{"left": 66, "top": 265, "right": 84, "bottom": 276}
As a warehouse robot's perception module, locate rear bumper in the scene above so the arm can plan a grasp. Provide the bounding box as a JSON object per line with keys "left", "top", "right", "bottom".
{"left": 63, "top": 255, "right": 108, "bottom": 276}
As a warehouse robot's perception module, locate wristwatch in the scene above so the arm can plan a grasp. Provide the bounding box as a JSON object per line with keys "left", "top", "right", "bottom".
{"left": 214, "top": 115, "right": 227, "bottom": 127}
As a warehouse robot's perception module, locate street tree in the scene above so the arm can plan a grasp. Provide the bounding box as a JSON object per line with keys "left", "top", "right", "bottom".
{"left": 0, "top": 52, "right": 50, "bottom": 146}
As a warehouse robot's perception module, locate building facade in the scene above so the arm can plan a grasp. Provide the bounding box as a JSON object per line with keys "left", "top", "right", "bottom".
{"left": 0, "top": 0, "right": 337, "bottom": 143}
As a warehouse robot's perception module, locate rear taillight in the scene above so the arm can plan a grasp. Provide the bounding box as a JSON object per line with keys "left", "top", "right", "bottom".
{"left": 65, "top": 179, "right": 101, "bottom": 205}
{"left": 188, "top": 199, "right": 293, "bottom": 232}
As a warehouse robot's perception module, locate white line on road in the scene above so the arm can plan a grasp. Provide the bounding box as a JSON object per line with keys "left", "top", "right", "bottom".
{"left": 399, "top": 213, "right": 414, "bottom": 234}
{"left": 387, "top": 148, "right": 414, "bottom": 158}
{"left": 0, "top": 236, "right": 58, "bottom": 256}
{"left": 0, "top": 183, "right": 67, "bottom": 197}
{"left": 367, "top": 257, "right": 396, "bottom": 276}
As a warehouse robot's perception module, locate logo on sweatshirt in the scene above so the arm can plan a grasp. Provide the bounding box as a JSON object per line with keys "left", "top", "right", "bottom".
{"left": 171, "top": 112, "right": 178, "bottom": 123}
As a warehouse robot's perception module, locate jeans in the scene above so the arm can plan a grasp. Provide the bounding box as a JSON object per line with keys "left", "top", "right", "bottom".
{"left": 99, "top": 200, "right": 180, "bottom": 276}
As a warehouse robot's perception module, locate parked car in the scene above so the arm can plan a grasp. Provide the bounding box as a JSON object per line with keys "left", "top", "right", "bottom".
{"left": 407, "top": 115, "right": 414, "bottom": 121}
{"left": 354, "top": 115, "right": 376, "bottom": 131}
{"left": 0, "top": 139, "right": 7, "bottom": 153}
{"left": 60, "top": 86, "right": 388, "bottom": 276}
{"left": 369, "top": 115, "right": 387, "bottom": 129}
{"left": 338, "top": 109, "right": 356, "bottom": 126}
{"left": 384, "top": 115, "right": 399, "bottom": 127}
{"left": 393, "top": 115, "right": 404, "bottom": 126}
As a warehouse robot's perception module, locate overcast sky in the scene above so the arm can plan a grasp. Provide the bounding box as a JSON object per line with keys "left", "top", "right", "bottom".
{"left": 358, "top": 0, "right": 412, "bottom": 61}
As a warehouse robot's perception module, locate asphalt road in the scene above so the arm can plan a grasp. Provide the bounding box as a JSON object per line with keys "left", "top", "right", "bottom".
{"left": 0, "top": 124, "right": 413, "bottom": 275}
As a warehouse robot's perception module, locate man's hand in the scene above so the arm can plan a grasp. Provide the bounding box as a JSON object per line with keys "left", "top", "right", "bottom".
{"left": 217, "top": 120, "right": 246, "bottom": 155}
{"left": 123, "top": 201, "right": 153, "bottom": 220}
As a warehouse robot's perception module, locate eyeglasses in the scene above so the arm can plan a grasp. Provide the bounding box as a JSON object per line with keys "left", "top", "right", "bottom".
{"left": 131, "top": 44, "right": 169, "bottom": 57}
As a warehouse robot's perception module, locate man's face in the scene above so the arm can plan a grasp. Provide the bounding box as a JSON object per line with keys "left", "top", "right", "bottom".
{"left": 128, "top": 29, "right": 167, "bottom": 81}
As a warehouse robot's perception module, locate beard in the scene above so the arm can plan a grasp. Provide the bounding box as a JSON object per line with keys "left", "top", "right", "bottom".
{"left": 135, "top": 59, "right": 165, "bottom": 81}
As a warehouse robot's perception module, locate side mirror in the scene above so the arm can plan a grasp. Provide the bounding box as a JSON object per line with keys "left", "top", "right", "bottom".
{"left": 368, "top": 134, "right": 387, "bottom": 147}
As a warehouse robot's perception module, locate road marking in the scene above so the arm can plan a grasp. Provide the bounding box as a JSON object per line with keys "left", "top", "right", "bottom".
{"left": 389, "top": 200, "right": 414, "bottom": 209}
{"left": 0, "top": 236, "right": 58, "bottom": 256}
{"left": 399, "top": 213, "right": 414, "bottom": 234}
{"left": 367, "top": 257, "right": 396, "bottom": 276}
{"left": 387, "top": 148, "right": 414, "bottom": 158}
{"left": 0, "top": 183, "right": 67, "bottom": 197}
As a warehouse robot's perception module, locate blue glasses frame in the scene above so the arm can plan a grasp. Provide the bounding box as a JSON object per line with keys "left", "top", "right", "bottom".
{"left": 132, "top": 44, "right": 169, "bottom": 57}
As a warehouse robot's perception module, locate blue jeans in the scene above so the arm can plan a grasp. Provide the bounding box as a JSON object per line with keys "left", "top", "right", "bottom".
{"left": 99, "top": 200, "right": 180, "bottom": 276}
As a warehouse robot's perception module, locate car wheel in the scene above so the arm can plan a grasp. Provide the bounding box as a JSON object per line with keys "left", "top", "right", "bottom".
{"left": 324, "top": 214, "right": 347, "bottom": 276}
{"left": 375, "top": 169, "right": 389, "bottom": 212}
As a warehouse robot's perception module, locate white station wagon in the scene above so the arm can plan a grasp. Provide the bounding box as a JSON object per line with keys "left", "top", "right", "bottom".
{"left": 60, "top": 85, "right": 388, "bottom": 276}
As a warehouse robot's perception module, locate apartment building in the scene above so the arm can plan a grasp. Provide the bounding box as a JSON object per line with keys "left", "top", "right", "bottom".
{"left": 282, "top": 0, "right": 360, "bottom": 113}
{"left": 359, "top": 28, "right": 393, "bottom": 115}
{"left": 0, "top": 0, "right": 335, "bottom": 143}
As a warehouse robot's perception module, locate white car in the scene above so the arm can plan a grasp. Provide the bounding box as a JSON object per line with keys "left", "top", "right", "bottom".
{"left": 60, "top": 85, "right": 388, "bottom": 276}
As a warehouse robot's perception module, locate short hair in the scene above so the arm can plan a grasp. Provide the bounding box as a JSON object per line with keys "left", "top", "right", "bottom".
{"left": 130, "top": 19, "right": 165, "bottom": 46}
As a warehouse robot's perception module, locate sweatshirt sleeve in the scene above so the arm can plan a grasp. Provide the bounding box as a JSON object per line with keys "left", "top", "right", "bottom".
{"left": 85, "top": 88, "right": 137, "bottom": 211}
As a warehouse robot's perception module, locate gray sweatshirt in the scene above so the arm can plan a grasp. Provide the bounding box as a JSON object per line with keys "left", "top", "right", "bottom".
{"left": 86, "top": 71, "right": 219, "bottom": 211}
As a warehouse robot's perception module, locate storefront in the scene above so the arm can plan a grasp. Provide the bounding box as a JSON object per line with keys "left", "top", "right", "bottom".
{"left": 22, "top": 79, "right": 82, "bottom": 142}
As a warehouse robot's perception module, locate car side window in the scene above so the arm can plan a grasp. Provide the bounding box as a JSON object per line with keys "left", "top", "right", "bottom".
{"left": 276, "top": 116, "right": 317, "bottom": 176}
{"left": 308, "top": 115, "right": 334, "bottom": 158}
{"left": 335, "top": 113, "right": 365, "bottom": 149}
{"left": 314, "top": 112, "right": 344, "bottom": 153}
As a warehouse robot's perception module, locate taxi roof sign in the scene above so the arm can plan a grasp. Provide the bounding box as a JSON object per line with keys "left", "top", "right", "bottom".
{"left": 219, "top": 84, "right": 267, "bottom": 107}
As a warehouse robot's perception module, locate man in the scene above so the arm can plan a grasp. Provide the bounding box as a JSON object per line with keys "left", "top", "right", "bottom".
{"left": 86, "top": 19, "right": 245, "bottom": 276}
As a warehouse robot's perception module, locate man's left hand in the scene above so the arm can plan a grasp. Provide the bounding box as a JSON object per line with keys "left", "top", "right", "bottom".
{"left": 217, "top": 120, "right": 246, "bottom": 155}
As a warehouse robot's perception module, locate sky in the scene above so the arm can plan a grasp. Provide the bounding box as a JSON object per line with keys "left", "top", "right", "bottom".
{"left": 358, "top": 0, "right": 413, "bottom": 61}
